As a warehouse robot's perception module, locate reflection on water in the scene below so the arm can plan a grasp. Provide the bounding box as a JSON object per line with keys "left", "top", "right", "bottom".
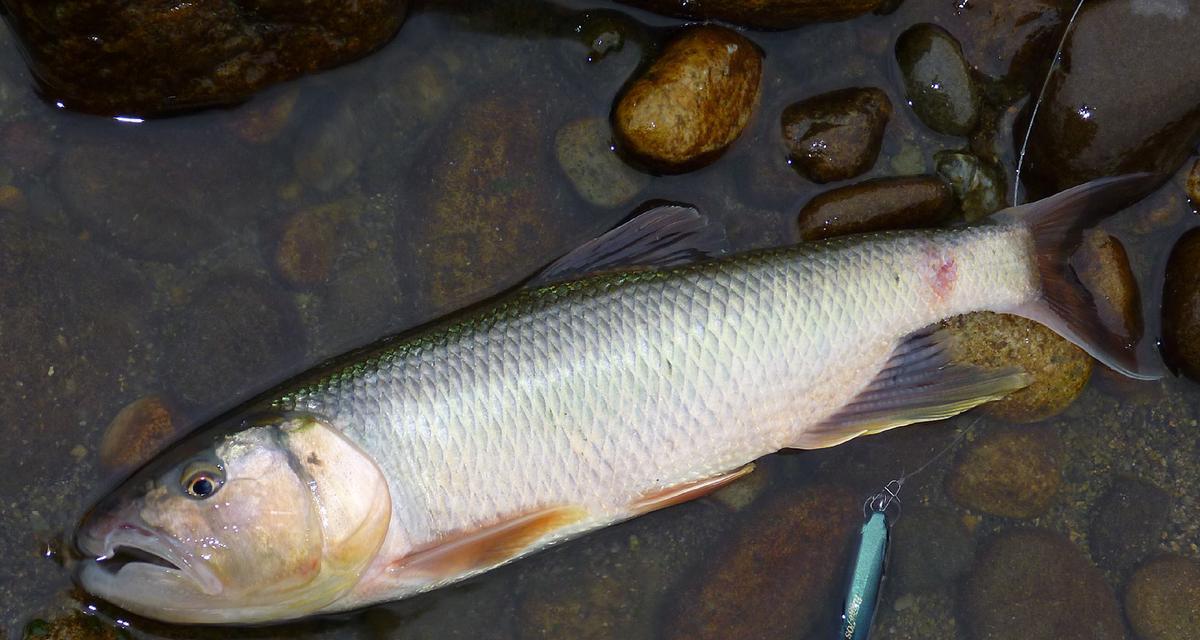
{"left": 0, "top": 1, "right": 1198, "bottom": 638}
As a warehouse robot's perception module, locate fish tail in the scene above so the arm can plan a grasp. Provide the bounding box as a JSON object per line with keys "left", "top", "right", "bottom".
{"left": 995, "top": 174, "right": 1162, "bottom": 379}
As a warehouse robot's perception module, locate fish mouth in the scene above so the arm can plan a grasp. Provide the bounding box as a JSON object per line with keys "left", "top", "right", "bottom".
{"left": 77, "top": 520, "right": 223, "bottom": 597}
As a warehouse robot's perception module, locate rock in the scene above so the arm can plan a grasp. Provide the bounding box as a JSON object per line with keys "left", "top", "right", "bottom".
{"left": 963, "top": 529, "right": 1125, "bottom": 640}
{"left": 895, "top": 24, "right": 980, "bottom": 136}
{"left": 613, "top": 26, "right": 762, "bottom": 173}
{"left": 408, "top": 92, "right": 575, "bottom": 312}
{"left": 1188, "top": 159, "right": 1200, "bottom": 205}
{"left": 274, "top": 201, "right": 359, "bottom": 289}
{"left": 796, "top": 175, "right": 952, "bottom": 241}
{"left": 934, "top": 151, "right": 1005, "bottom": 221}
{"left": 294, "top": 102, "right": 367, "bottom": 194}
{"left": 23, "top": 612, "right": 121, "bottom": 640}
{"left": 1125, "top": 555, "right": 1200, "bottom": 640}
{"left": 780, "top": 87, "right": 892, "bottom": 183}
{"left": 1019, "top": 2, "right": 1200, "bottom": 196}
{"left": 227, "top": 89, "right": 300, "bottom": 145}
{"left": 162, "top": 278, "right": 304, "bottom": 409}
{"left": 3, "top": 0, "right": 409, "bottom": 116}
{"left": 945, "top": 425, "right": 1061, "bottom": 519}
{"left": 1162, "top": 229, "right": 1200, "bottom": 380}
{"left": 98, "top": 395, "right": 177, "bottom": 473}
{"left": 889, "top": 506, "right": 974, "bottom": 593}
{"left": 661, "top": 486, "right": 860, "bottom": 640}
{"left": 942, "top": 312, "right": 1092, "bottom": 423}
{"left": 555, "top": 118, "right": 650, "bottom": 209}
{"left": 1088, "top": 477, "right": 1170, "bottom": 576}
{"left": 0, "top": 185, "right": 26, "bottom": 213}
{"left": 1073, "top": 230, "right": 1143, "bottom": 349}
{"left": 616, "top": 0, "right": 884, "bottom": 29}
{"left": 0, "top": 120, "right": 57, "bottom": 177}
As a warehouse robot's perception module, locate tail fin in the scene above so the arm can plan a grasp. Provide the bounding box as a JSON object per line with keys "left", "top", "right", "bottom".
{"left": 994, "top": 174, "right": 1162, "bottom": 380}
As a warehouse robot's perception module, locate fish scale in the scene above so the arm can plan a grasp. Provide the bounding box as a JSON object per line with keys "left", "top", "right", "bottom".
{"left": 275, "top": 226, "right": 1036, "bottom": 605}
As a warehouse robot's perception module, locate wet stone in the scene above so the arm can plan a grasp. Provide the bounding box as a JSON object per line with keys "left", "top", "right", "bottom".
{"left": 780, "top": 87, "right": 892, "bottom": 184}
{"left": 98, "top": 395, "right": 178, "bottom": 473}
{"left": 1020, "top": 1, "right": 1200, "bottom": 195}
{"left": 227, "top": 89, "right": 300, "bottom": 145}
{"left": 1088, "top": 476, "right": 1170, "bottom": 576}
{"left": 797, "top": 175, "right": 952, "bottom": 241}
{"left": 963, "top": 529, "right": 1124, "bottom": 640}
{"left": 273, "top": 200, "right": 360, "bottom": 289}
{"left": 555, "top": 117, "right": 650, "bottom": 209}
{"left": 1189, "top": 159, "right": 1200, "bottom": 205}
{"left": 895, "top": 24, "right": 980, "bottom": 136}
{"left": 615, "top": 0, "right": 884, "bottom": 29}
{"left": 661, "top": 486, "right": 860, "bottom": 640}
{"left": 934, "top": 151, "right": 1005, "bottom": 221}
{"left": 888, "top": 506, "right": 974, "bottom": 593}
{"left": 614, "top": 26, "right": 762, "bottom": 174}
{"left": 294, "top": 102, "right": 367, "bottom": 194}
{"left": 1073, "top": 230, "right": 1143, "bottom": 349}
{"left": 945, "top": 425, "right": 1061, "bottom": 519}
{"left": 3, "top": 0, "right": 409, "bottom": 116}
{"left": 942, "top": 312, "right": 1092, "bottom": 423}
{"left": 1162, "top": 229, "right": 1200, "bottom": 381}
{"left": 1125, "top": 555, "right": 1200, "bottom": 640}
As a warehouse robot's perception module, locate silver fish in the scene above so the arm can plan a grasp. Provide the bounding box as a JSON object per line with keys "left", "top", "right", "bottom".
{"left": 75, "top": 175, "right": 1155, "bottom": 624}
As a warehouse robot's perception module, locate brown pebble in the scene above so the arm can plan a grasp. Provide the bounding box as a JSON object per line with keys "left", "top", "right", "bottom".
{"left": 1162, "top": 228, "right": 1200, "bottom": 380}
{"left": 99, "top": 395, "right": 177, "bottom": 472}
{"left": 274, "top": 201, "right": 354, "bottom": 288}
{"left": 780, "top": 87, "right": 891, "bottom": 184}
{"left": 0, "top": 185, "right": 27, "bottom": 213}
{"left": 945, "top": 425, "right": 1061, "bottom": 518}
{"left": 1188, "top": 158, "right": 1200, "bottom": 204}
{"left": 614, "top": 26, "right": 762, "bottom": 173}
{"left": 796, "top": 175, "right": 952, "bottom": 241}
{"left": 1074, "top": 230, "right": 1143, "bottom": 345}
{"left": 229, "top": 89, "right": 299, "bottom": 144}
{"left": 943, "top": 311, "right": 1092, "bottom": 423}
{"left": 1125, "top": 555, "right": 1200, "bottom": 640}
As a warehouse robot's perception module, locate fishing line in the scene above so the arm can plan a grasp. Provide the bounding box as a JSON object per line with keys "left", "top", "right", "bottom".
{"left": 1013, "top": 0, "right": 1088, "bottom": 206}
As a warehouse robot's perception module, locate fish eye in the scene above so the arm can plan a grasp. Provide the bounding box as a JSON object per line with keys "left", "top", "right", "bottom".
{"left": 181, "top": 462, "right": 224, "bottom": 499}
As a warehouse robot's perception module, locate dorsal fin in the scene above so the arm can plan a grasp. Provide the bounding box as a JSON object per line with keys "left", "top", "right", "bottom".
{"left": 528, "top": 204, "right": 730, "bottom": 287}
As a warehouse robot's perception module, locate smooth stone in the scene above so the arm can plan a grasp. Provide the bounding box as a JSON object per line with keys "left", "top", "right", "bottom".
{"left": 945, "top": 425, "right": 1062, "bottom": 519}
{"left": 780, "top": 87, "right": 892, "bottom": 184}
{"left": 615, "top": 0, "right": 884, "bottom": 29}
{"left": 796, "top": 175, "right": 953, "bottom": 241}
{"left": 889, "top": 506, "right": 974, "bottom": 592}
{"left": 934, "top": 151, "right": 1005, "bottom": 221}
{"left": 1188, "top": 159, "right": 1200, "bottom": 204}
{"left": 1125, "top": 555, "right": 1200, "bottom": 640}
{"left": 613, "top": 26, "right": 762, "bottom": 173}
{"left": 98, "top": 395, "right": 177, "bottom": 473}
{"left": 661, "top": 486, "right": 860, "bottom": 640}
{"left": 555, "top": 117, "right": 650, "bottom": 209}
{"left": 963, "top": 529, "right": 1125, "bottom": 640}
{"left": 1073, "top": 230, "right": 1143, "bottom": 349}
{"left": 1162, "top": 229, "right": 1200, "bottom": 380}
{"left": 273, "top": 201, "right": 358, "bottom": 288}
{"left": 942, "top": 312, "right": 1092, "bottom": 423}
{"left": 895, "top": 24, "right": 980, "bottom": 136}
{"left": 1088, "top": 476, "right": 1170, "bottom": 576}
{"left": 1019, "top": 2, "right": 1200, "bottom": 195}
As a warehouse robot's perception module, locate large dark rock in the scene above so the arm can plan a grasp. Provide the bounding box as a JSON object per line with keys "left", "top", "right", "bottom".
{"left": 615, "top": 0, "right": 884, "bottom": 29}
{"left": 781, "top": 87, "right": 892, "bottom": 184}
{"left": 1, "top": 0, "right": 409, "bottom": 116}
{"left": 895, "top": 24, "right": 980, "bottom": 136}
{"left": 1162, "top": 229, "right": 1200, "bottom": 381}
{"left": 1019, "top": 2, "right": 1200, "bottom": 195}
{"left": 963, "top": 529, "right": 1125, "bottom": 640}
{"left": 796, "top": 175, "right": 953, "bottom": 241}
{"left": 945, "top": 425, "right": 1062, "bottom": 519}
{"left": 1088, "top": 476, "right": 1170, "bottom": 576}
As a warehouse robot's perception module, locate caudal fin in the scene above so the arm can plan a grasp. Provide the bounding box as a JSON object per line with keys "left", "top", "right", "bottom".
{"left": 993, "top": 174, "right": 1161, "bottom": 380}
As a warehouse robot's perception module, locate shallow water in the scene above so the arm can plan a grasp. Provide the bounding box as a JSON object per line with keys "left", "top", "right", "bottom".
{"left": 1, "top": 1, "right": 1198, "bottom": 638}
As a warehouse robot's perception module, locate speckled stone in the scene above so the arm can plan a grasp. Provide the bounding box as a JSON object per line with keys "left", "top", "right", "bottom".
{"left": 1125, "top": 555, "right": 1200, "bottom": 640}
{"left": 1089, "top": 476, "right": 1170, "bottom": 576}
{"left": 945, "top": 425, "right": 1061, "bottom": 519}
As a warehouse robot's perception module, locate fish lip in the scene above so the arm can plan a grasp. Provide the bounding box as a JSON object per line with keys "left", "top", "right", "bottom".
{"left": 78, "top": 519, "right": 223, "bottom": 596}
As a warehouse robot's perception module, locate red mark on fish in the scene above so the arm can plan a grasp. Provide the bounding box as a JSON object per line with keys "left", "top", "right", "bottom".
{"left": 922, "top": 246, "right": 957, "bottom": 303}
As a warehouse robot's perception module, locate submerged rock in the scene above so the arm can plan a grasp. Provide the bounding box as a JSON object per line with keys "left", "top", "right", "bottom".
{"left": 889, "top": 506, "right": 974, "bottom": 593}
{"left": 3, "top": 0, "right": 408, "bottom": 116}
{"left": 942, "top": 312, "right": 1091, "bottom": 423}
{"left": 1162, "top": 229, "right": 1200, "bottom": 380}
{"left": 895, "top": 24, "right": 980, "bottom": 136}
{"left": 1073, "top": 230, "right": 1143, "bottom": 352}
{"left": 1088, "top": 476, "right": 1170, "bottom": 576}
{"left": 614, "top": 26, "right": 762, "bottom": 173}
{"left": 780, "top": 87, "right": 892, "bottom": 184}
{"left": 98, "top": 395, "right": 178, "bottom": 473}
{"left": 796, "top": 175, "right": 952, "bottom": 241}
{"left": 1020, "top": 2, "right": 1200, "bottom": 195}
{"left": 963, "top": 529, "right": 1124, "bottom": 640}
{"left": 615, "top": 0, "right": 884, "bottom": 29}
{"left": 1125, "top": 555, "right": 1200, "bottom": 640}
{"left": 555, "top": 117, "right": 649, "bottom": 209}
{"left": 934, "top": 151, "right": 1005, "bottom": 221}
{"left": 661, "top": 486, "right": 860, "bottom": 640}
{"left": 273, "top": 201, "right": 358, "bottom": 289}
{"left": 945, "top": 425, "right": 1061, "bottom": 519}
{"left": 1188, "top": 159, "right": 1200, "bottom": 205}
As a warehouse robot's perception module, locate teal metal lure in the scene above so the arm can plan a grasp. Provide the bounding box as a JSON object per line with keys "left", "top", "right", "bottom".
{"left": 837, "top": 479, "right": 900, "bottom": 640}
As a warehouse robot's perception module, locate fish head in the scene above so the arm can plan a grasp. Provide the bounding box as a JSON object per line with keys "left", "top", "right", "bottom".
{"left": 76, "top": 412, "right": 392, "bottom": 624}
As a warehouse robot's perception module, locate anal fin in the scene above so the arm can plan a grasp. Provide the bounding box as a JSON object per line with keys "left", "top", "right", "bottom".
{"left": 630, "top": 463, "right": 756, "bottom": 516}
{"left": 389, "top": 506, "right": 587, "bottom": 580}
{"left": 793, "top": 328, "right": 1030, "bottom": 449}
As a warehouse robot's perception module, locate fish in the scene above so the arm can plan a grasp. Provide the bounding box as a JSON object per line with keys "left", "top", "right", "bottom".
{"left": 74, "top": 174, "right": 1157, "bottom": 625}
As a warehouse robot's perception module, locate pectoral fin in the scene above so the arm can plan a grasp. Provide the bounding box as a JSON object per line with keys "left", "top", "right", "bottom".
{"left": 630, "top": 463, "right": 756, "bottom": 515}
{"left": 793, "top": 328, "right": 1030, "bottom": 449}
{"left": 390, "top": 506, "right": 587, "bottom": 580}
